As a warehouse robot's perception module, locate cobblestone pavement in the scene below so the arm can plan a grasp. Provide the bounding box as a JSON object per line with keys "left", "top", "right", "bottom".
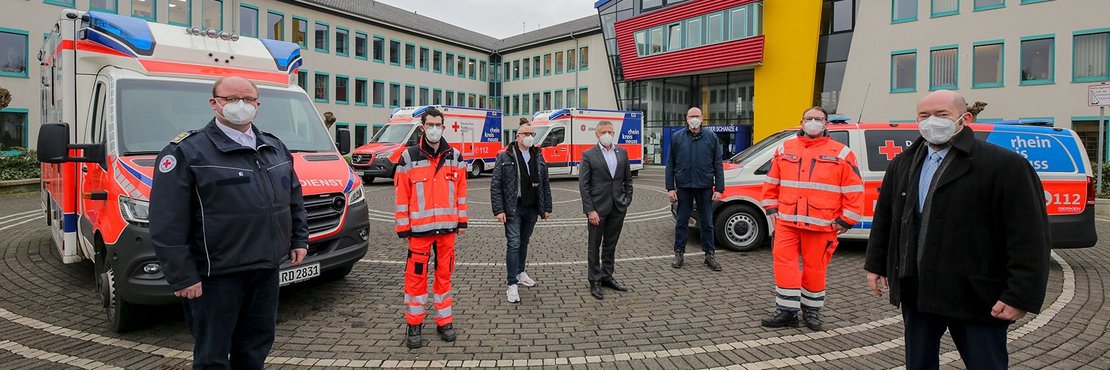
{"left": 0, "top": 166, "right": 1107, "bottom": 369}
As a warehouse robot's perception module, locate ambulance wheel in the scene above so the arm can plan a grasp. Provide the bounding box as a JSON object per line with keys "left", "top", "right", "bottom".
{"left": 360, "top": 175, "right": 376, "bottom": 184}
{"left": 632, "top": 170, "right": 639, "bottom": 177}
{"left": 715, "top": 204, "right": 766, "bottom": 252}
{"left": 469, "top": 160, "right": 484, "bottom": 178}
{"left": 94, "top": 248, "right": 140, "bottom": 333}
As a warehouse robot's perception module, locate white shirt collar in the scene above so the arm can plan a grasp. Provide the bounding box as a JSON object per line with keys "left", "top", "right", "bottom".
{"left": 598, "top": 143, "right": 616, "bottom": 153}
{"left": 216, "top": 120, "right": 256, "bottom": 148}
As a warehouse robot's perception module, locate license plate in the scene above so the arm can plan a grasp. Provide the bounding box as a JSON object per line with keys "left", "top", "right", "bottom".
{"left": 279, "top": 263, "right": 320, "bottom": 286}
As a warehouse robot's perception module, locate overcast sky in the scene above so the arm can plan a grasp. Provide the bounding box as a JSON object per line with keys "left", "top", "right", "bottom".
{"left": 375, "top": 0, "right": 601, "bottom": 39}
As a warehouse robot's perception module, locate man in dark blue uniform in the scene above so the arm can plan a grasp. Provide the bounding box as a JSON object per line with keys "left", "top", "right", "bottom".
{"left": 666, "top": 107, "right": 725, "bottom": 271}
{"left": 150, "top": 76, "right": 309, "bottom": 370}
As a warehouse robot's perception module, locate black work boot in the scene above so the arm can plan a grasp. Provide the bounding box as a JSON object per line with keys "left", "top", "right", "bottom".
{"left": 589, "top": 281, "right": 604, "bottom": 300}
{"left": 437, "top": 323, "right": 457, "bottom": 342}
{"left": 405, "top": 324, "right": 423, "bottom": 349}
{"left": 704, "top": 252, "right": 721, "bottom": 271}
{"left": 672, "top": 252, "right": 684, "bottom": 268}
{"left": 760, "top": 309, "right": 800, "bottom": 328}
{"left": 802, "top": 309, "right": 822, "bottom": 331}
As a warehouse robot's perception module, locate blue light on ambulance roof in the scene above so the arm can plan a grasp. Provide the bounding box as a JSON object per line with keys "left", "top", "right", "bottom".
{"left": 259, "top": 39, "right": 302, "bottom": 72}
{"left": 86, "top": 11, "right": 156, "bottom": 56}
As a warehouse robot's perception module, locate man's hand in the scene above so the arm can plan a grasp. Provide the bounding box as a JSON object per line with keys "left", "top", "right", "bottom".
{"left": 587, "top": 211, "right": 601, "bottom": 226}
{"left": 991, "top": 301, "right": 1027, "bottom": 321}
{"left": 495, "top": 213, "right": 507, "bottom": 223}
{"left": 290, "top": 248, "right": 307, "bottom": 266}
{"left": 457, "top": 228, "right": 466, "bottom": 237}
{"left": 835, "top": 224, "right": 848, "bottom": 235}
{"left": 174, "top": 282, "right": 203, "bottom": 300}
{"left": 667, "top": 190, "right": 678, "bottom": 202}
{"left": 867, "top": 272, "right": 888, "bottom": 298}
{"left": 542, "top": 212, "right": 551, "bottom": 220}
{"left": 712, "top": 192, "right": 722, "bottom": 201}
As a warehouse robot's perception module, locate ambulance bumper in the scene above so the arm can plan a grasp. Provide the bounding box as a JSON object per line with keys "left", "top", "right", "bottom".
{"left": 112, "top": 204, "right": 371, "bottom": 306}
{"left": 1049, "top": 207, "right": 1097, "bottom": 249}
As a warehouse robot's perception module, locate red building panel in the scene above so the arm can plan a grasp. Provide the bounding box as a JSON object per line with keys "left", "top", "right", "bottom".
{"left": 615, "top": 0, "right": 764, "bottom": 80}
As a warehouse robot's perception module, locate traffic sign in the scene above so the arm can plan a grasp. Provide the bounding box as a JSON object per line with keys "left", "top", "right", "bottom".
{"left": 1090, "top": 84, "right": 1110, "bottom": 107}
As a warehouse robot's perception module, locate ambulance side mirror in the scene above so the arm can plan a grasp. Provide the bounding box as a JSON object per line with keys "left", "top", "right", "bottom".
{"left": 37, "top": 123, "right": 105, "bottom": 167}
{"left": 336, "top": 128, "right": 351, "bottom": 155}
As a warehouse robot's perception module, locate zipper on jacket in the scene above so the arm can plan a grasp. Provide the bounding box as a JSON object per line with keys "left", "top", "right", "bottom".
{"left": 254, "top": 145, "right": 281, "bottom": 264}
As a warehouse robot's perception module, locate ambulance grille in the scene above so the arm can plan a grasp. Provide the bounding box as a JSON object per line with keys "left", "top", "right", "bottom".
{"left": 351, "top": 154, "right": 374, "bottom": 164}
{"left": 304, "top": 193, "right": 344, "bottom": 234}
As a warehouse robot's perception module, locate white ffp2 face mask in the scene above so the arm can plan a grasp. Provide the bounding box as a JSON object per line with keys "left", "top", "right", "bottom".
{"left": 802, "top": 119, "right": 825, "bottom": 136}
{"left": 424, "top": 126, "right": 443, "bottom": 143}
{"left": 599, "top": 133, "right": 614, "bottom": 147}
{"left": 687, "top": 117, "right": 702, "bottom": 129}
{"left": 522, "top": 135, "right": 535, "bottom": 148}
{"left": 218, "top": 100, "right": 257, "bottom": 126}
{"left": 918, "top": 115, "right": 963, "bottom": 145}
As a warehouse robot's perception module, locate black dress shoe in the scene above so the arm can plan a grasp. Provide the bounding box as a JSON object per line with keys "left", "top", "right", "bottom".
{"left": 760, "top": 309, "right": 800, "bottom": 328}
{"left": 802, "top": 310, "right": 822, "bottom": 331}
{"left": 672, "top": 252, "right": 684, "bottom": 268}
{"left": 405, "top": 324, "right": 424, "bottom": 349}
{"left": 437, "top": 323, "right": 457, "bottom": 342}
{"left": 589, "top": 282, "right": 604, "bottom": 300}
{"left": 602, "top": 278, "right": 628, "bottom": 292}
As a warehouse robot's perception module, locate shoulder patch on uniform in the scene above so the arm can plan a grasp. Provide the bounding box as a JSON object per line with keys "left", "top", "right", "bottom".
{"left": 170, "top": 130, "right": 194, "bottom": 144}
{"left": 158, "top": 155, "right": 177, "bottom": 173}
{"left": 819, "top": 155, "right": 839, "bottom": 161}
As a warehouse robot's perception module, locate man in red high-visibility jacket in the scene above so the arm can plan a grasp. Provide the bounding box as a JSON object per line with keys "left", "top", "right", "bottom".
{"left": 759, "top": 106, "right": 864, "bottom": 331}
{"left": 394, "top": 108, "right": 468, "bottom": 349}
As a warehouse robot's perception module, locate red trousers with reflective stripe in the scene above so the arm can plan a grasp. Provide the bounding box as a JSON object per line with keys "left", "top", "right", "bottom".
{"left": 404, "top": 233, "right": 456, "bottom": 326}
{"left": 772, "top": 221, "right": 838, "bottom": 294}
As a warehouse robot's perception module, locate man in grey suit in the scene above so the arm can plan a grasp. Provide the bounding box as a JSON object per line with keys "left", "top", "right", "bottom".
{"left": 578, "top": 121, "right": 635, "bottom": 300}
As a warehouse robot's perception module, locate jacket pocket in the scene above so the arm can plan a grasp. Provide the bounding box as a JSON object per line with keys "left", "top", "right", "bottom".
{"left": 194, "top": 166, "right": 264, "bottom": 210}
{"left": 966, "top": 275, "right": 1006, "bottom": 310}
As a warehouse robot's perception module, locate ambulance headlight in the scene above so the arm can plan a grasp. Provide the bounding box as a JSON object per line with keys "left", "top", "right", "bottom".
{"left": 347, "top": 187, "right": 365, "bottom": 206}
{"left": 119, "top": 196, "right": 150, "bottom": 225}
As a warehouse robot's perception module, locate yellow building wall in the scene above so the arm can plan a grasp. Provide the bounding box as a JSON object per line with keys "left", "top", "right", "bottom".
{"left": 753, "top": 0, "right": 823, "bottom": 141}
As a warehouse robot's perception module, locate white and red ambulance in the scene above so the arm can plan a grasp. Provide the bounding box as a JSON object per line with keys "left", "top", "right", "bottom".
{"left": 528, "top": 108, "right": 645, "bottom": 176}
{"left": 36, "top": 10, "right": 369, "bottom": 331}
{"left": 349, "top": 105, "right": 502, "bottom": 182}
{"left": 681, "top": 121, "right": 1097, "bottom": 252}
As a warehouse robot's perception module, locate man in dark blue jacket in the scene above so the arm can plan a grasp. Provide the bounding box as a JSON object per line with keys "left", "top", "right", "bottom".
{"left": 150, "top": 76, "right": 309, "bottom": 370}
{"left": 666, "top": 107, "right": 725, "bottom": 271}
{"left": 490, "top": 121, "right": 553, "bottom": 304}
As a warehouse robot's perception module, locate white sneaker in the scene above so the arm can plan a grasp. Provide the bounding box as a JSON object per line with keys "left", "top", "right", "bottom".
{"left": 517, "top": 272, "right": 536, "bottom": 287}
{"left": 506, "top": 284, "right": 520, "bottom": 303}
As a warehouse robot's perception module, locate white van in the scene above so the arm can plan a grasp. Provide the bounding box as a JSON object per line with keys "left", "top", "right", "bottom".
{"left": 679, "top": 121, "right": 1098, "bottom": 251}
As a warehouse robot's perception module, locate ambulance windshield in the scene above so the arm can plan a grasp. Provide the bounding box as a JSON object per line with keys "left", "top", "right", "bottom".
{"left": 729, "top": 130, "right": 795, "bottom": 164}
{"left": 371, "top": 124, "right": 415, "bottom": 143}
{"left": 116, "top": 79, "right": 336, "bottom": 155}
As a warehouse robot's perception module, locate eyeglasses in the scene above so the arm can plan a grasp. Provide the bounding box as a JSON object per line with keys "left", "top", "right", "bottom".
{"left": 802, "top": 117, "right": 827, "bottom": 121}
{"left": 214, "top": 96, "right": 258, "bottom": 104}
{"left": 517, "top": 132, "right": 536, "bottom": 137}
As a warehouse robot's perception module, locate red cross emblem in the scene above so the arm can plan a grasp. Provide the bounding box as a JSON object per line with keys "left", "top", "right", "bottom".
{"left": 163, "top": 158, "right": 172, "bottom": 167}
{"left": 452, "top": 122, "right": 460, "bottom": 132}
{"left": 580, "top": 124, "right": 587, "bottom": 131}
{"left": 879, "top": 140, "right": 903, "bottom": 160}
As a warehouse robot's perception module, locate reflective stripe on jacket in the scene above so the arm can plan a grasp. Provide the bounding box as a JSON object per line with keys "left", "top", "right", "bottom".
{"left": 760, "top": 134, "right": 864, "bottom": 232}
{"left": 394, "top": 138, "right": 469, "bottom": 238}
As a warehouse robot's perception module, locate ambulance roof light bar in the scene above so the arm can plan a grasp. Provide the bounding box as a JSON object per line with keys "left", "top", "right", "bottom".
{"left": 186, "top": 27, "right": 241, "bottom": 42}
